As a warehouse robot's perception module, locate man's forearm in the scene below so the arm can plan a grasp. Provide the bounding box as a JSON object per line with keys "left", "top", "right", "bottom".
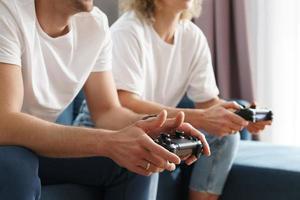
{"left": 0, "top": 112, "right": 112, "bottom": 158}
{"left": 94, "top": 106, "right": 142, "bottom": 130}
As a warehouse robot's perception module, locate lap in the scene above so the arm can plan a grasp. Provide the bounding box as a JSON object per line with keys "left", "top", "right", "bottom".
{"left": 39, "top": 156, "right": 129, "bottom": 187}
{"left": 39, "top": 156, "right": 158, "bottom": 200}
{"left": 0, "top": 146, "right": 158, "bottom": 200}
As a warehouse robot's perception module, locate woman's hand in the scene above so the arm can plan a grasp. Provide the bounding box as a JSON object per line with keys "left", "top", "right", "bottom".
{"left": 200, "top": 101, "right": 249, "bottom": 136}
{"left": 246, "top": 120, "right": 272, "bottom": 135}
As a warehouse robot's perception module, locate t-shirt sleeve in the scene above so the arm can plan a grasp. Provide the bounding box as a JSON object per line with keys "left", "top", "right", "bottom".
{"left": 0, "top": 9, "right": 23, "bottom": 67}
{"left": 187, "top": 30, "right": 219, "bottom": 103}
{"left": 111, "top": 29, "right": 144, "bottom": 97}
{"left": 92, "top": 14, "right": 112, "bottom": 72}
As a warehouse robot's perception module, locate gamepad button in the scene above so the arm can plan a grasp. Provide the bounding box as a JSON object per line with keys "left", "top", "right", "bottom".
{"left": 175, "top": 130, "right": 185, "bottom": 139}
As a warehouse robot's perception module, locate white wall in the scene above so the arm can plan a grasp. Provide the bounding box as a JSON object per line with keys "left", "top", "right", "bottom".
{"left": 245, "top": 0, "right": 300, "bottom": 146}
{"left": 94, "top": 0, "right": 119, "bottom": 25}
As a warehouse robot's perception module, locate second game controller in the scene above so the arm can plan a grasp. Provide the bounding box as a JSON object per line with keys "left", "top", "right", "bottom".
{"left": 235, "top": 107, "right": 273, "bottom": 122}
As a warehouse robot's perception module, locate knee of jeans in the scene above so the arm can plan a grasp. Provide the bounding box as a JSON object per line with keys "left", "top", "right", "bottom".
{"left": 126, "top": 172, "right": 159, "bottom": 200}
{"left": 0, "top": 146, "right": 41, "bottom": 198}
{"left": 219, "top": 134, "right": 240, "bottom": 156}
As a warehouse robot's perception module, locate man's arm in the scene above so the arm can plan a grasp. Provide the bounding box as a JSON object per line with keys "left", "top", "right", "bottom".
{"left": 84, "top": 71, "right": 143, "bottom": 130}
{"left": 82, "top": 71, "right": 211, "bottom": 167}
{"left": 0, "top": 63, "right": 183, "bottom": 175}
{"left": 118, "top": 90, "right": 248, "bottom": 136}
{"left": 0, "top": 63, "right": 112, "bottom": 158}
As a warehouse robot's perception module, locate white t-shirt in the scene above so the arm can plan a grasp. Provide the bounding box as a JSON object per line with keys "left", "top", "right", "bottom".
{"left": 0, "top": 0, "right": 112, "bottom": 122}
{"left": 111, "top": 12, "right": 219, "bottom": 107}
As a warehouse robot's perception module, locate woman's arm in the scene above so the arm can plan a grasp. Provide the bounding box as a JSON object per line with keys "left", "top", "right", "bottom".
{"left": 118, "top": 90, "right": 248, "bottom": 136}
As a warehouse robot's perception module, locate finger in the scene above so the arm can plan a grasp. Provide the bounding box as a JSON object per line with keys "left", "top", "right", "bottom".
{"left": 255, "top": 124, "right": 266, "bottom": 130}
{"left": 148, "top": 111, "right": 185, "bottom": 138}
{"left": 160, "top": 111, "right": 185, "bottom": 132}
{"left": 249, "top": 122, "right": 267, "bottom": 131}
{"left": 142, "top": 137, "right": 181, "bottom": 164}
{"left": 136, "top": 110, "right": 167, "bottom": 133}
{"left": 255, "top": 120, "right": 272, "bottom": 126}
{"left": 178, "top": 123, "right": 211, "bottom": 156}
{"left": 143, "top": 159, "right": 176, "bottom": 172}
{"left": 227, "top": 111, "right": 249, "bottom": 127}
{"left": 247, "top": 125, "right": 262, "bottom": 134}
{"left": 134, "top": 166, "right": 153, "bottom": 176}
{"left": 181, "top": 155, "right": 190, "bottom": 161}
{"left": 185, "top": 155, "right": 197, "bottom": 166}
{"left": 142, "top": 149, "right": 166, "bottom": 169}
{"left": 163, "top": 161, "right": 176, "bottom": 171}
{"left": 250, "top": 101, "right": 257, "bottom": 109}
{"left": 221, "top": 101, "right": 242, "bottom": 110}
{"left": 264, "top": 120, "right": 272, "bottom": 125}
{"left": 227, "top": 122, "right": 244, "bottom": 133}
{"left": 147, "top": 164, "right": 163, "bottom": 173}
{"left": 137, "top": 160, "right": 161, "bottom": 173}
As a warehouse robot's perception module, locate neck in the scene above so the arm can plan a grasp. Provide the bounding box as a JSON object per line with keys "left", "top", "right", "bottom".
{"left": 35, "top": 0, "right": 75, "bottom": 38}
{"left": 153, "top": 10, "right": 180, "bottom": 44}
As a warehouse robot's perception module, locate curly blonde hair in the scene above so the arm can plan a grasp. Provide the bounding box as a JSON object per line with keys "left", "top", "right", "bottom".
{"left": 121, "top": 0, "right": 203, "bottom": 23}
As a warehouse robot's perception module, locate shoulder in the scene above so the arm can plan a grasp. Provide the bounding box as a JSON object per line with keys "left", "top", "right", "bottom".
{"left": 0, "top": 0, "right": 26, "bottom": 34}
{"left": 73, "top": 7, "right": 109, "bottom": 33}
{"left": 179, "top": 20, "right": 208, "bottom": 43}
{"left": 0, "top": 0, "right": 29, "bottom": 21}
{"left": 110, "top": 11, "right": 147, "bottom": 39}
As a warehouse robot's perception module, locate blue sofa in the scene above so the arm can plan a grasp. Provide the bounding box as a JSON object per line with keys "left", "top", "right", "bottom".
{"left": 41, "top": 93, "right": 300, "bottom": 200}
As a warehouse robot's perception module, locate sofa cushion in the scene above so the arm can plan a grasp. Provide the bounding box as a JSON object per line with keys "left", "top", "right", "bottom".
{"left": 221, "top": 141, "right": 300, "bottom": 200}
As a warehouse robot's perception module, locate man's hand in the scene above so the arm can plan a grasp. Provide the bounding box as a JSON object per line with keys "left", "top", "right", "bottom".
{"left": 137, "top": 111, "right": 210, "bottom": 166}
{"left": 105, "top": 110, "right": 182, "bottom": 176}
{"left": 200, "top": 102, "right": 249, "bottom": 136}
{"left": 177, "top": 122, "right": 211, "bottom": 165}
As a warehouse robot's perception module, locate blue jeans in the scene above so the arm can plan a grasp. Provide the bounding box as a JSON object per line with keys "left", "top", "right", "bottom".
{"left": 189, "top": 132, "right": 240, "bottom": 195}
{"left": 0, "top": 146, "right": 158, "bottom": 200}
{"left": 74, "top": 100, "right": 240, "bottom": 195}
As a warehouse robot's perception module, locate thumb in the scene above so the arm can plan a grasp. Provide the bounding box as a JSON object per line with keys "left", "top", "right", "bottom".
{"left": 250, "top": 101, "right": 257, "bottom": 109}
{"left": 221, "top": 101, "right": 242, "bottom": 110}
{"left": 135, "top": 110, "right": 167, "bottom": 133}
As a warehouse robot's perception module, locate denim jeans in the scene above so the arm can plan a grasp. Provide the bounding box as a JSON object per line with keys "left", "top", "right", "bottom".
{"left": 189, "top": 132, "right": 240, "bottom": 195}
{"left": 0, "top": 146, "right": 158, "bottom": 200}
{"left": 74, "top": 100, "right": 240, "bottom": 195}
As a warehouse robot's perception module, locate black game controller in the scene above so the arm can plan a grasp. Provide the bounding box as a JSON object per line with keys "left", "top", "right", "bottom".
{"left": 235, "top": 106, "right": 273, "bottom": 122}
{"left": 154, "top": 130, "right": 203, "bottom": 159}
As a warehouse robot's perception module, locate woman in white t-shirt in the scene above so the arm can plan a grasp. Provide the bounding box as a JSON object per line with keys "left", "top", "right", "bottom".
{"left": 75, "top": 0, "right": 271, "bottom": 199}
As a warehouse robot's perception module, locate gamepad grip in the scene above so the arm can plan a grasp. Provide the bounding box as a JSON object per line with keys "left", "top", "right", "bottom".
{"left": 235, "top": 107, "right": 273, "bottom": 122}
{"left": 154, "top": 130, "right": 203, "bottom": 159}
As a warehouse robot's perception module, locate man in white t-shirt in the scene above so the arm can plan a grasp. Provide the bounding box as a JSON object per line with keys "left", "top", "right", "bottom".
{"left": 75, "top": 1, "right": 272, "bottom": 200}
{"left": 0, "top": 0, "right": 210, "bottom": 199}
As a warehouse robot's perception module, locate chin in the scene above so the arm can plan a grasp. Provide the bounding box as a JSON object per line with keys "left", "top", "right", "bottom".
{"left": 74, "top": 0, "right": 94, "bottom": 12}
{"left": 177, "top": 0, "right": 193, "bottom": 10}
{"left": 184, "top": 0, "right": 194, "bottom": 9}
